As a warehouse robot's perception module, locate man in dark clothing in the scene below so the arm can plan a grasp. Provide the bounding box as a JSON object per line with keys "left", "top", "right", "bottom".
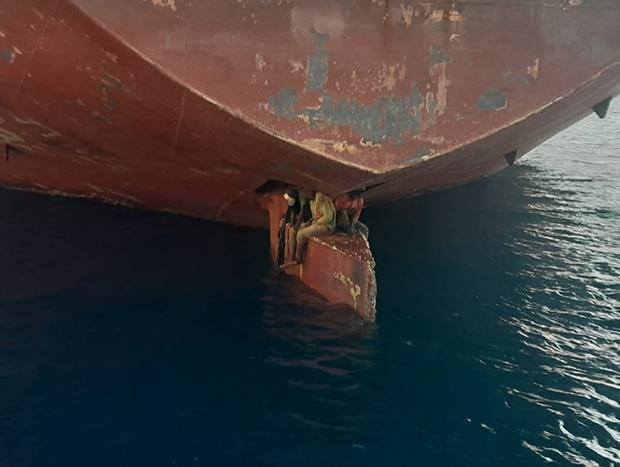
{"left": 334, "top": 191, "right": 369, "bottom": 239}
{"left": 276, "top": 188, "right": 311, "bottom": 265}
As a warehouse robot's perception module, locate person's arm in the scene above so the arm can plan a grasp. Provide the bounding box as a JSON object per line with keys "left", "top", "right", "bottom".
{"left": 351, "top": 198, "right": 363, "bottom": 224}
{"left": 315, "top": 194, "right": 335, "bottom": 226}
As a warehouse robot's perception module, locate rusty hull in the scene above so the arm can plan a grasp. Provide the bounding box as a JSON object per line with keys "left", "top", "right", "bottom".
{"left": 1, "top": 0, "right": 620, "bottom": 227}
{"left": 263, "top": 192, "right": 377, "bottom": 320}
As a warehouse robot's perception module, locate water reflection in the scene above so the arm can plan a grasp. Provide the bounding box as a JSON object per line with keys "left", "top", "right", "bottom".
{"left": 500, "top": 108, "right": 620, "bottom": 465}
{"left": 260, "top": 270, "right": 376, "bottom": 434}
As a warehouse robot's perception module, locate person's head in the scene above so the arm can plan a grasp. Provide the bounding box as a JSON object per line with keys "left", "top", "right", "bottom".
{"left": 283, "top": 188, "right": 297, "bottom": 207}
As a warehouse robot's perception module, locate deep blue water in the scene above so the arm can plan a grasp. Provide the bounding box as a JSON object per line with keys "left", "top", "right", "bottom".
{"left": 0, "top": 105, "right": 619, "bottom": 467}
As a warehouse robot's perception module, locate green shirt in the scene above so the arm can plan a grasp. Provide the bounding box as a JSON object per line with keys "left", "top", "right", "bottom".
{"left": 310, "top": 192, "right": 336, "bottom": 230}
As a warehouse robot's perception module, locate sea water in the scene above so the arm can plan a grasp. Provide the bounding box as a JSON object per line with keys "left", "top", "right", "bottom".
{"left": 0, "top": 105, "right": 618, "bottom": 466}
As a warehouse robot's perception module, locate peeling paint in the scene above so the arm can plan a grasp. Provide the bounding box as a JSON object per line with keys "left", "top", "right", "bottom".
{"left": 371, "top": 63, "right": 406, "bottom": 92}
{"left": 264, "top": 28, "right": 456, "bottom": 147}
{"left": 527, "top": 58, "right": 540, "bottom": 80}
{"left": 255, "top": 53, "right": 266, "bottom": 72}
{"left": 478, "top": 89, "right": 508, "bottom": 110}
{"left": 104, "top": 51, "right": 119, "bottom": 64}
{"left": 92, "top": 110, "right": 113, "bottom": 125}
{"left": 302, "top": 138, "right": 358, "bottom": 154}
{"left": 429, "top": 8, "right": 464, "bottom": 23}
{"left": 190, "top": 167, "right": 212, "bottom": 177}
{"left": 268, "top": 87, "right": 298, "bottom": 117}
{"left": 100, "top": 72, "right": 123, "bottom": 89}
{"left": 0, "top": 48, "right": 15, "bottom": 64}
{"left": 267, "top": 31, "right": 432, "bottom": 145}
{"left": 306, "top": 30, "right": 329, "bottom": 91}
{"left": 430, "top": 45, "right": 449, "bottom": 66}
{"left": 503, "top": 70, "right": 529, "bottom": 87}
{"left": 283, "top": 84, "right": 423, "bottom": 145}
{"left": 215, "top": 166, "right": 241, "bottom": 175}
{"left": 143, "top": 0, "right": 176, "bottom": 11}
{"left": 106, "top": 189, "right": 140, "bottom": 203}
{"left": 405, "top": 146, "right": 432, "bottom": 163}
{"left": 0, "top": 127, "right": 26, "bottom": 146}
{"left": 401, "top": 3, "right": 414, "bottom": 27}
{"left": 13, "top": 117, "right": 61, "bottom": 138}
{"left": 429, "top": 10, "right": 444, "bottom": 22}
{"left": 431, "top": 63, "right": 450, "bottom": 119}
{"left": 100, "top": 72, "right": 124, "bottom": 111}
{"left": 32, "top": 8, "right": 44, "bottom": 20}
{"left": 333, "top": 271, "right": 362, "bottom": 307}
{"left": 288, "top": 59, "right": 304, "bottom": 74}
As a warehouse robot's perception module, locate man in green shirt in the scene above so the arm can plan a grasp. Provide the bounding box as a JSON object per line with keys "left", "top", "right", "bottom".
{"left": 292, "top": 191, "right": 336, "bottom": 264}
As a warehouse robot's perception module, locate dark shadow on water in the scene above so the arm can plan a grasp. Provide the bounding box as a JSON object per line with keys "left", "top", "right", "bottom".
{"left": 0, "top": 190, "right": 270, "bottom": 303}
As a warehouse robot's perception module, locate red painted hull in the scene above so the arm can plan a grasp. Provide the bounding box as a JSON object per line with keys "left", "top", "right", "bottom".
{"left": 1, "top": 0, "right": 620, "bottom": 227}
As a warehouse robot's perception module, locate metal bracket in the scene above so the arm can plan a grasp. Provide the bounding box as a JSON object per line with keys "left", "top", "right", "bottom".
{"left": 593, "top": 96, "right": 612, "bottom": 119}
{"left": 504, "top": 150, "right": 517, "bottom": 166}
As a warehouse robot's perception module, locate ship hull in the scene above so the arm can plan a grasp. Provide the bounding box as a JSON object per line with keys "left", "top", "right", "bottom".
{"left": 1, "top": 0, "right": 619, "bottom": 227}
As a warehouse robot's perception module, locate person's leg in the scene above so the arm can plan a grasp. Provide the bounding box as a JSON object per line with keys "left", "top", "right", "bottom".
{"left": 276, "top": 220, "right": 286, "bottom": 265}
{"left": 356, "top": 222, "right": 369, "bottom": 240}
{"left": 336, "top": 210, "right": 355, "bottom": 235}
{"left": 336, "top": 209, "right": 348, "bottom": 231}
{"left": 295, "top": 224, "right": 329, "bottom": 262}
{"left": 287, "top": 225, "right": 297, "bottom": 262}
{"left": 294, "top": 225, "right": 311, "bottom": 263}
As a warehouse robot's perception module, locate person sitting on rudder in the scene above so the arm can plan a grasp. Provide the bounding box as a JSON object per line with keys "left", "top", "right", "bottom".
{"left": 284, "top": 188, "right": 311, "bottom": 264}
{"left": 334, "top": 190, "right": 369, "bottom": 239}
{"left": 290, "top": 191, "right": 336, "bottom": 264}
{"left": 276, "top": 188, "right": 300, "bottom": 266}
